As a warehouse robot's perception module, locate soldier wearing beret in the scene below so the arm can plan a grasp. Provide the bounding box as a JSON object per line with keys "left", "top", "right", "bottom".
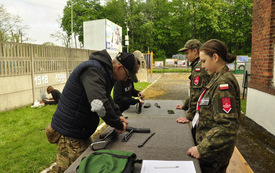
{"left": 187, "top": 39, "right": 241, "bottom": 173}
{"left": 176, "top": 39, "right": 211, "bottom": 127}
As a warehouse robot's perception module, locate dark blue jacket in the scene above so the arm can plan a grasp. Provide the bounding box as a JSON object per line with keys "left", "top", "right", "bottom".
{"left": 51, "top": 50, "right": 123, "bottom": 139}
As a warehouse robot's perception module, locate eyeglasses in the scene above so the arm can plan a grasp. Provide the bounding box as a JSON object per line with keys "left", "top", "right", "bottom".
{"left": 123, "top": 66, "right": 130, "bottom": 80}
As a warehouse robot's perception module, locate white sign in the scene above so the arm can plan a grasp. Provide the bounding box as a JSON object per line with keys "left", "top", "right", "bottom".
{"left": 106, "top": 20, "right": 122, "bottom": 52}
{"left": 155, "top": 61, "right": 163, "bottom": 67}
{"left": 237, "top": 55, "right": 248, "bottom": 63}
{"left": 165, "top": 59, "right": 176, "bottom": 67}
{"left": 178, "top": 60, "right": 187, "bottom": 67}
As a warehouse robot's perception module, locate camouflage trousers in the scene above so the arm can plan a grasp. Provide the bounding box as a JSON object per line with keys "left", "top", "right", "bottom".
{"left": 200, "top": 160, "right": 229, "bottom": 173}
{"left": 48, "top": 135, "right": 91, "bottom": 173}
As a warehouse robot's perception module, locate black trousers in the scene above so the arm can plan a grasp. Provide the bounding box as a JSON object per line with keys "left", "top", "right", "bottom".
{"left": 45, "top": 100, "right": 57, "bottom": 105}
{"left": 119, "top": 105, "right": 130, "bottom": 113}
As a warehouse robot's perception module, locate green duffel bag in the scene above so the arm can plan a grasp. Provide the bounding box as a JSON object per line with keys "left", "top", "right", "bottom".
{"left": 77, "top": 149, "right": 138, "bottom": 173}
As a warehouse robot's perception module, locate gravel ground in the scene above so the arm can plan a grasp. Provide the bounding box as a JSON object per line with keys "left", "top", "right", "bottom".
{"left": 143, "top": 73, "right": 275, "bottom": 173}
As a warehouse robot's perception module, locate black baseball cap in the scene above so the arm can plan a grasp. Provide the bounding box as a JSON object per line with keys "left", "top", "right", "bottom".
{"left": 116, "top": 52, "right": 138, "bottom": 82}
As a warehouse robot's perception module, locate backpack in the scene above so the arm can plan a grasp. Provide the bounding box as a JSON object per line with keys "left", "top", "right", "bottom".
{"left": 77, "top": 149, "right": 138, "bottom": 173}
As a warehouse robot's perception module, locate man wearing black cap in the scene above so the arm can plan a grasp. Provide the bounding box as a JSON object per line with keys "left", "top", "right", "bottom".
{"left": 113, "top": 58, "right": 145, "bottom": 113}
{"left": 47, "top": 50, "right": 138, "bottom": 172}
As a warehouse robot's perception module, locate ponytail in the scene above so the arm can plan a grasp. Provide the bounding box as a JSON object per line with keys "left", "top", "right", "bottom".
{"left": 226, "top": 54, "right": 236, "bottom": 63}
{"left": 200, "top": 39, "right": 235, "bottom": 63}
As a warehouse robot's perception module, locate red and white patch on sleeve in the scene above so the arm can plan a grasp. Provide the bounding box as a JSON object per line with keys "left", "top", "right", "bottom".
{"left": 220, "top": 84, "right": 229, "bottom": 90}
{"left": 195, "top": 68, "right": 200, "bottom": 72}
{"left": 194, "top": 76, "right": 200, "bottom": 85}
{"left": 222, "top": 97, "right": 232, "bottom": 113}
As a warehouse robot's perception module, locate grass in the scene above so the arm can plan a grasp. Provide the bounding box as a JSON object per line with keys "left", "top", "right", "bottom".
{"left": 241, "top": 99, "right": 247, "bottom": 114}
{"left": 0, "top": 82, "right": 151, "bottom": 173}
{"left": 230, "top": 70, "right": 245, "bottom": 74}
{"left": 151, "top": 68, "right": 191, "bottom": 73}
{"left": 0, "top": 105, "right": 57, "bottom": 172}
{"left": 134, "top": 82, "right": 151, "bottom": 91}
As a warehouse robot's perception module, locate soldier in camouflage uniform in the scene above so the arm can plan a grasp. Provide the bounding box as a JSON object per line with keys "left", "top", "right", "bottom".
{"left": 187, "top": 39, "right": 241, "bottom": 173}
{"left": 176, "top": 39, "right": 211, "bottom": 124}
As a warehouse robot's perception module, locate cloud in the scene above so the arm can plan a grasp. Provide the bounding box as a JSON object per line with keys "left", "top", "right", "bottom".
{"left": 1, "top": 0, "right": 67, "bottom": 46}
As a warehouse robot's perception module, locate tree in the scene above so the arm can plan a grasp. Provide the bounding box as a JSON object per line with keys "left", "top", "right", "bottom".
{"left": 167, "top": 0, "right": 192, "bottom": 55}
{"left": 0, "top": 5, "right": 29, "bottom": 43}
{"left": 126, "top": 0, "right": 153, "bottom": 52}
{"left": 50, "top": 31, "right": 70, "bottom": 48}
{"left": 226, "top": 0, "right": 253, "bottom": 55}
{"left": 103, "top": 0, "right": 128, "bottom": 27}
{"left": 60, "top": 0, "right": 253, "bottom": 56}
{"left": 61, "top": 0, "right": 103, "bottom": 46}
{"left": 42, "top": 42, "right": 56, "bottom": 46}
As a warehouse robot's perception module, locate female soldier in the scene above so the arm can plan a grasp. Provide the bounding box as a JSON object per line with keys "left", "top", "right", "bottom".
{"left": 187, "top": 39, "right": 241, "bottom": 173}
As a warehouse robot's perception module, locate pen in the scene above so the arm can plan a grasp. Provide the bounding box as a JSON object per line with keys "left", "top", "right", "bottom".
{"left": 154, "top": 166, "right": 179, "bottom": 169}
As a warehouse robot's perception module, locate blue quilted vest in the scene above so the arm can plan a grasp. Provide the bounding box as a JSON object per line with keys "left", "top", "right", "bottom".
{"left": 51, "top": 59, "right": 113, "bottom": 139}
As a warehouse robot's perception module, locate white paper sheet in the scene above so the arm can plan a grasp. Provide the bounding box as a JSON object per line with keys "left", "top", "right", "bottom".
{"left": 141, "top": 160, "right": 196, "bottom": 173}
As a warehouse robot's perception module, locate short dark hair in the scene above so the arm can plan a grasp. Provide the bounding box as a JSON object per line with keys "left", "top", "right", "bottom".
{"left": 47, "top": 86, "right": 54, "bottom": 94}
{"left": 200, "top": 39, "right": 236, "bottom": 63}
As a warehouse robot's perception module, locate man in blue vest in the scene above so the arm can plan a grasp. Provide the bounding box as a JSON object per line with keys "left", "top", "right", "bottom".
{"left": 47, "top": 50, "right": 138, "bottom": 172}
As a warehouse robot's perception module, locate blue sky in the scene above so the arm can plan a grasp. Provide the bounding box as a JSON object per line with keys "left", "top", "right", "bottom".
{"left": 0, "top": 0, "right": 67, "bottom": 46}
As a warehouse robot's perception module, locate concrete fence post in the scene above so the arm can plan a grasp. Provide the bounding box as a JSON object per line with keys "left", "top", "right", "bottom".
{"left": 30, "top": 45, "right": 35, "bottom": 102}
{"left": 66, "top": 48, "right": 69, "bottom": 80}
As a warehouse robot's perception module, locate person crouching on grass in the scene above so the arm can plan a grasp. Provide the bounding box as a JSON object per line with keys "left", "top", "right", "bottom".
{"left": 44, "top": 86, "right": 61, "bottom": 105}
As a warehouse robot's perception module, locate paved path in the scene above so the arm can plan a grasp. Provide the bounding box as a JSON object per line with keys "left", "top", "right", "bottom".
{"left": 145, "top": 73, "right": 189, "bottom": 101}
{"left": 144, "top": 73, "right": 244, "bottom": 100}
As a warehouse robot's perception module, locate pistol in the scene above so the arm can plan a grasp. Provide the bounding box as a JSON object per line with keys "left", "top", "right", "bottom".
{"left": 137, "top": 96, "right": 143, "bottom": 114}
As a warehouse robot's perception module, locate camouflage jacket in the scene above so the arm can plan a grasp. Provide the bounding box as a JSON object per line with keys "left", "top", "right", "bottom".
{"left": 185, "top": 58, "right": 211, "bottom": 120}
{"left": 196, "top": 66, "right": 241, "bottom": 165}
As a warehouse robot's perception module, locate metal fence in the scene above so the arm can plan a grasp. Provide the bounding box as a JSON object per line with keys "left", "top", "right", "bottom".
{"left": 0, "top": 41, "right": 95, "bottom": 77}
